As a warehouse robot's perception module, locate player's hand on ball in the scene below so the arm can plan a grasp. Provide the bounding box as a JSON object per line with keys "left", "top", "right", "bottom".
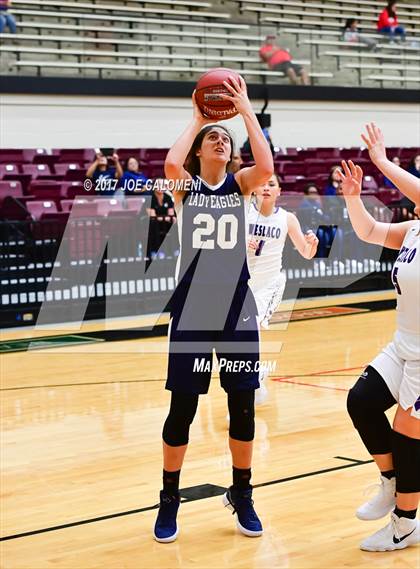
{"left": 361, "top": 123, "right": 387, "bottom": 165}
{"left": 337, "top": 160, "right": 363, "bottom": 197}
{"left": 220, "top": 75, "right": 252, "bottom": 116}
{"left": 192, "top": 90, "right": 217, "bottom": 125}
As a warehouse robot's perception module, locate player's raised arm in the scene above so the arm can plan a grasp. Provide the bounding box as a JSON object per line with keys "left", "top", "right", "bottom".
{"left": 220, "top": 76, "right": 273, "bottom": 194}
{"left": 362, "top": 123, "right": 420, "bottom": 204}
{"left": 286, "top": 213, "right": 319, "bottom": 259}
{"left": 338, "top": 160, "right": 414, "bottom": 250}
{"left": 165, "top": 92, "right": 214, "bottom": 182}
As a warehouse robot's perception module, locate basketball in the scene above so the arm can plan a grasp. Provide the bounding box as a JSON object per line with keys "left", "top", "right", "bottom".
{"left": 195, "top": 68, "right": 242, "bottom": 120}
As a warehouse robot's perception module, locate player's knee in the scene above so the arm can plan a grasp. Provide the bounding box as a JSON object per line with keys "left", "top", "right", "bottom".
{"left": 347, "top": 366, "right": 388, "bottom": 424}
{"left": 162, "top": 392, "right": 199, "bottom": 447}
{"left": 228, "top": 390, "right": 255, "bottom": 442}
{"left": 347, "top": 383, "right": 367, "bottom": 426}
{"left": 392, "top": 430, "right": 420, "bottom": 493}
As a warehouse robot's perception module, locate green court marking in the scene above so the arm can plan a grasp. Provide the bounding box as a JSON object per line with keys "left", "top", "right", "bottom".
{"left": 0, "top": 335, "right": 104, "bottom": 354}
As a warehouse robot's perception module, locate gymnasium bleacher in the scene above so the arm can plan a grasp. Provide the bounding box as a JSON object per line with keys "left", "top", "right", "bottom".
{"left": 0, "top": 143, "right": 418, "bottom": 326}
{"left": 0, "top": 0, "right": 419, "bottom": 87}
{"left": 0, "top": 0, "right": 419, "bottom": 326}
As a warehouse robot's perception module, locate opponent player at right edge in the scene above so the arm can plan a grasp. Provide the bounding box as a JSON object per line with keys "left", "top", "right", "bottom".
{"left": 339, "top": 123, "right": 419, "bottom": 552}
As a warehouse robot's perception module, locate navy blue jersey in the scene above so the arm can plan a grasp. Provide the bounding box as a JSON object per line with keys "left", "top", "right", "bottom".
{"left": 175, "top": 173, "right": 250, "bottom": 286}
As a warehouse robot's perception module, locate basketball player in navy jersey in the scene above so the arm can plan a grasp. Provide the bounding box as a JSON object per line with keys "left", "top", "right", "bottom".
{"left": 153, "top": 76, "right": 274, "bottom": 542}
{"left": 248, "top": 174, "right": 318, "bottom": 404}
{"left": 340, "top": 124, "right": 419, "bottom": 552}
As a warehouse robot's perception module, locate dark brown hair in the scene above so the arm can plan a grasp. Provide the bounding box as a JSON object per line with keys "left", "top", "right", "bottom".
{"left": 386, "top": 1, "right": 397, "bottom": 19}
{"left": 184, "top": 125, "right": 234, "bottom": 176}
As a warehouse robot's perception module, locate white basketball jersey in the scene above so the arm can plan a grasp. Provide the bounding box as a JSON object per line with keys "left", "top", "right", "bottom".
{"left": 247, "top": 202, "right": 288, "bottom": 290}
{"left": 391, "top": 221, "right": 420, "bottom": 340}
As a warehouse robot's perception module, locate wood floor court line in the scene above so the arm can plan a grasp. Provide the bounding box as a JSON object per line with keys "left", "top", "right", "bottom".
{"left": 0, "top": 456, "right": 373, "bottom": 543}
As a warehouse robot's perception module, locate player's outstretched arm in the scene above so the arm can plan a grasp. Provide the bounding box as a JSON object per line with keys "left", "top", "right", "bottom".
{"left": 338, "top": 160, "right": 413, "bottom": 250}
{"left": 220, "top": 76, "right": 273, "bottom": 194}
{"left": 164, "top": 91, "right": 213, "bottom": 182}
{"left": 287, "top": 213, "right": 319, "bottom": 259}
{"left": 362, "top": 123, "right": 420, "bottom": 204}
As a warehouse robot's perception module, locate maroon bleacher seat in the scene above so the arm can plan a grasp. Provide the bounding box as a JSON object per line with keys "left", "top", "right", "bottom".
{"left": 116, "top": 148, "right": 142, "bottom": 161}
{"left": 339, "top": 148, "right": 362, "bottom": 160}
{"left": 0, "top": 164, "right": 20, "bottom": 178}
{"left": 144, "top": 160, "right": 165, "bottom": 179}
{"left": 60, "top": 181, "right": 86, "bottom": 199}
{"left": 56, "top": 149, "right": 95, "bottom": 162}
{"left": 27, "top": 200, "right": 58, "bottom": 220}
{"left": 32, "top": 153, "right": 60, "bottom": 168}
{"left": 29, "top": 181, "right": 65, "bottom": 200}
{"left": 280, "top": 162, "right": 305, "bottom": 176}
{"left": 141, "top": 148, "right": 169, "bottom": 161}
{"left": 0, "top": 180, "right": 23, "bottom": 204}
{"left": 21, "top": 164, "right": 52, "bottom": 178}
{"left": 315, "top": 148, "right": 340, "bottom": 159}
{"left": 362, "top": 175, "right": 379, "bottom": 191}
{"left": 64, "top": 168, "right": 86, "bottom": 181}
{"left": 0, "top": 149, "right": 32, "bottom": 163}
{"left": 125, "top": 197, "right": 146, "bottom": 214}
{"left": 54, "top": 163, "right": 81, "bottom": 176}
{"left": 377, "top": 188, "right": 403, "bottom": 205}
{"left": 399, "top": 148, "right": 420, "bottom": 160}
{"left": 95, "top": 198, "right": 125, "bottom": 216}
{"left": 2, "top": 174, "right": 32, "bottom": 193}
{"left": 65, "top": 201, "right": 99, "bottom": 217}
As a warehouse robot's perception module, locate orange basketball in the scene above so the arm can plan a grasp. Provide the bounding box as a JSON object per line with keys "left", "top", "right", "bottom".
{"left": 195, "top": 68, "right": 242, "bottom": 120}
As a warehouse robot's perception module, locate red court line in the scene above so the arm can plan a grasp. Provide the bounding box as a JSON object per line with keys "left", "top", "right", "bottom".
{"left": 272, "top": 364, "right": 365, "bottom": 382}
{"left": 276, "top": 379, "right": 349, "bottom": 392}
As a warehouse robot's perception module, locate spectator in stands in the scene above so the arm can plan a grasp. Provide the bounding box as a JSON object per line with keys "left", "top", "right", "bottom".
{"left": 259, "top": 35, "right": 309, "bottom": 86}
{"left": 119, "top": 156, "right": 147, "bottom": 192}
{"left": 324, "top": 165, "right": 343, "bottom": 196}
{"left": 228, "top": 152, "right": 243, "bottom": 174}
{"left": 146, "top": 180, "right": 175, "bottom": 259}
{"left": 407, "top": 154, "right": 420, "bottom": 178}
{"left": 149, "top": 180, "right": 175, "bottom": 217}
{"left": 0, "top": 0, "right": 17, "bottom": 34}
{"left": 382, "top": 156, "right": 401, "bottom": 188}
{"left": 342, "top": 18, "right": 376, "bottom": 50}
{"left": 298, "top": 183, "right": 342, "bottom": 257}
{"left": 86, "top": 150, "right": 123, "bottom": 195}
{"left": 377, "top": 2, "right": 406, "bottom": 41}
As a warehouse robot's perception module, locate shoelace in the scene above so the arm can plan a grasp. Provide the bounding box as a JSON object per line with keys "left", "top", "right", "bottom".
{"left": 229, "top": 493, "right": 258, "bottom": 520}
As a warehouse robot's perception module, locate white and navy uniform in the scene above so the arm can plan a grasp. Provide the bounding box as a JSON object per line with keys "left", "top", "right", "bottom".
{"left": 370, "top": 222, "right": 420, "bottom": 419}
{"left": 247, "top": 202, "right": 288, "bottom": 328}
{"left": 167, "top": 173, "right": 260, "bottom": 395}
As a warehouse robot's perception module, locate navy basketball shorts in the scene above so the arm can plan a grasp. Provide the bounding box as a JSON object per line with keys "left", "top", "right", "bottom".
{"left": 166, "top": 281, "right": 260, "bottom": 394}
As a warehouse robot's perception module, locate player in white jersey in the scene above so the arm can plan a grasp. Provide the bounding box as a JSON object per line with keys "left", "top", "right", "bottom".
{"left": 247, "top": 174, "right": 318, "bottom": 404}
{"left": 339, "top": 124, "right": 420, "bottom": 553}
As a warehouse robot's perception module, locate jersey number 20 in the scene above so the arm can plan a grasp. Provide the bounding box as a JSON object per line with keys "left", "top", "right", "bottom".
{"left": 192, "top": 213, "right": 238, "bottom": 250}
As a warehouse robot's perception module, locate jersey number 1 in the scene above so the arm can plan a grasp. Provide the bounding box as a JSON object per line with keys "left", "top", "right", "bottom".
{"left": 192, "top": 213, "right": 238, "bottom": 250}
{"left": 391, "top": 266, "right": 402, "bottom": 295}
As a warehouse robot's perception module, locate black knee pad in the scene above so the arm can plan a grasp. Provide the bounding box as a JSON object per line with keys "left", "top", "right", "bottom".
{"left": 228, "top": 390, "right": 255, "bottom": 442}
{"left": 347, "top": 365, "right": 396, "bottom": 455}
{"left": 162, "top": 392, "right": 199, "bottom": 447}
{"left": 392, "top": 430, "right": 420, "bottom": 493}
